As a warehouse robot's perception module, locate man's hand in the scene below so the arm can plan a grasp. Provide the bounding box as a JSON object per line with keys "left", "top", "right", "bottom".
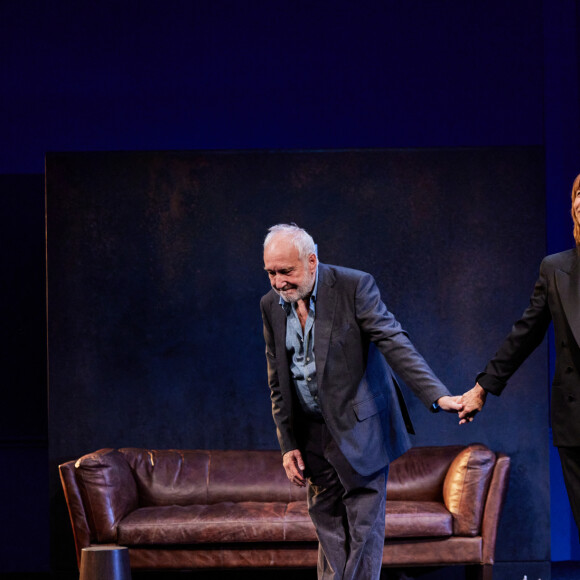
{"left": 458, "top": 382, "right": 487, "bottom": 424}
{"left": 283, "top": 449, "right": 306, "bottom": 487}
{"left": 437, "top": 395, "right": 464, "bottom": 413}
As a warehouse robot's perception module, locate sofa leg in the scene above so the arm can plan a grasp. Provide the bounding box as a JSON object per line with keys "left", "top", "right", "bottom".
{"left": 465, "top": 564, "right": 492, "bottom": 580}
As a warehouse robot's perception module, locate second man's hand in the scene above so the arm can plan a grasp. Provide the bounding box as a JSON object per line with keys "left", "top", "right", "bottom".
{"left": 458, "top": 382, "right": 487, "bottom": 424}
{"left": 283, "top": 449, "right": 306, "bottom": 487}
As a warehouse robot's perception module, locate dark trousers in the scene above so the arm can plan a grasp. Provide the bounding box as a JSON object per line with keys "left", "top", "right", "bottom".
{"left": 302, "top": 417, "right": 388, "bottom": 580}
{"left": 558, "top": 446, "right": 580, "bottom": 540}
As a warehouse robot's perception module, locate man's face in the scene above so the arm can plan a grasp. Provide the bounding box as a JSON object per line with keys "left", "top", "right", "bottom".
{"left": 263, "top": 236, "right": 317, "bottom": 303}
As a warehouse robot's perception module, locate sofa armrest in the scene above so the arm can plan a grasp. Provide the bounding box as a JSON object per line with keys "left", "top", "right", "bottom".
{"left": 59, "top": 460, "right": 92, "bottom": 567}
{"left": 443, "top": 443, "right": 496, "bottom": 536}
{"left": 75, "top": 448, "right": 138, "bottom": 543}
{"left": 481, "top": 453, "right": 511, "bottom": 564}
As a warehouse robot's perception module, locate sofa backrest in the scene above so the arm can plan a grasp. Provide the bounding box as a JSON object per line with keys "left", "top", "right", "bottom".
{"left": 387, "top": 445, "right": 465, "bottom": 501}
{"left": 119, "top": 448, "right": 306, "bottom": 506}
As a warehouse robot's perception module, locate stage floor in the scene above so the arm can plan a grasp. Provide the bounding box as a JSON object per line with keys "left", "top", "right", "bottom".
{"left": 1, "top": 564, "right": 580, "bottom": 580}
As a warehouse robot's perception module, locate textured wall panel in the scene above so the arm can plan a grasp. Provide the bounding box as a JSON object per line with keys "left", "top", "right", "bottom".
{"left": 47, "top": 147, "right": 547, "bottom": 569}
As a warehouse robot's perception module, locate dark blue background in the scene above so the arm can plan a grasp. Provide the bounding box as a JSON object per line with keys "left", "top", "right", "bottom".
{"left": 2, "top": 0, "right": 580, "bottom": 575}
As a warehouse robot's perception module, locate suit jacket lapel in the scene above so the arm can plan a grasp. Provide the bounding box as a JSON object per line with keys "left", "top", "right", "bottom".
{"left": 556, "top": 248, "right": 580, "bottom": 348}
{"left": 314, "top": 264, "right": 337, "bottom": 389}
{"left": 270, "top": 294, "right": 289, "bottom": 382}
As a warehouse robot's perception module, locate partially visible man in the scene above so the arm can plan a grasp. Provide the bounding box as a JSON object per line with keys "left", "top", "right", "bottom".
{"left": 260, "top": 223, "right": 462, "bottom": 580}
{"left": 459, "top": 173, "right": 580, "bottom": 539}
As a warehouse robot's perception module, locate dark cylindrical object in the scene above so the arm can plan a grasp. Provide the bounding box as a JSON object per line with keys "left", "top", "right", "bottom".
{"left": 79, "top": 546, "right": 132, "bottom": 580}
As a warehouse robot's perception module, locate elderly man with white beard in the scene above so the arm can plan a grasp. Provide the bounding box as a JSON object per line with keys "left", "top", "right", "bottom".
{"left": 260, "top": 223, "right": 462, "bottom": 580}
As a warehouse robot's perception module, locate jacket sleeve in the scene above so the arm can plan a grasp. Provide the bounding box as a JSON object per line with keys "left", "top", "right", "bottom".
{"left": 477, "top": 260, "right": 552, "bottom": 396}
{"left": 260, "top": 296, "right": 297, "bottom": 455}
{"left": 353, "top": 272, "right": 451, "bottom": 408}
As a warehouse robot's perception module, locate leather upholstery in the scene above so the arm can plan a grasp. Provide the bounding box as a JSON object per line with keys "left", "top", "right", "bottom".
{"left": 59, "top": 444, "right": 510, "bottom": 574}
{"left": 118, "top": 501, "right": 315, "bottom": 545}
{"left": 385, "top": 501, "right": 452, "bottom": 538}
{"left": 74, "top": 448, "right": 138, "bottom": 543}
{"left": 118, "top": 448, "right": 305, "bottom": 505}
{"left": 386, "top": 444, "right": 464, "bottom": 501}
{"left": 443, "top": 444, "right": 496, "bottom": 536}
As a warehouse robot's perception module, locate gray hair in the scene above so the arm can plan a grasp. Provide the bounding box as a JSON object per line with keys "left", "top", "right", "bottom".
{"left": 264, "top": 224, "right": 316, "bottom": 261}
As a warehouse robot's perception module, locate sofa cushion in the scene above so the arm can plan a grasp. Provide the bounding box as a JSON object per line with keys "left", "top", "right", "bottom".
{"left": 117, "top": 498, "right": 453, "bottom": 545}
{"left": 282, "top": 501, "right": 315, "bottom": 541}
{"left": 387, "top": 445, "right": 464, "bottom": 502}
{"left": 75, "top": 448, "right": 138, "bottom": 543}
{"left": 117, "top": 501, "right": 317, "bottom": 545}
{"left": 385, "top": 501, "right": 453, "bottom": 538}
{"left": 443, "top": 444, "right": 496, "bottom": 536}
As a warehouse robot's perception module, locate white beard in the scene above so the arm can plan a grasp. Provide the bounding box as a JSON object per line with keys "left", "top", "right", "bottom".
{"left": 275, "top": 271, "right": 315, "bottom": 303}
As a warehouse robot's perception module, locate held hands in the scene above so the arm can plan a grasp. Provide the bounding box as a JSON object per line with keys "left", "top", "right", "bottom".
{"left": 283, "top": 449, "right": 306, "bottom": 487}
{"left": 458, "top": 382, "right": 487, "bottom": 425}
{"left": 437, "top": 395, "right": 464, "bottom": 412}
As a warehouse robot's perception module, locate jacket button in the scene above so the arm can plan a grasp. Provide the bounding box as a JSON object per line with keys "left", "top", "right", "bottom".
{"left": 568, "top": 395, "right": 576, "bottom": 402}
{"left": 566, "top": 367, "right": 574, "bottom": 374}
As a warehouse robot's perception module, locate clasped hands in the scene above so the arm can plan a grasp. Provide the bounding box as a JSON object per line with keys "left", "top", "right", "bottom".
{"left": 436, "top": 383, "right": 488, "bottom": 424}
{"left": 457, "top": 382, "right": 487, "bottom": 424}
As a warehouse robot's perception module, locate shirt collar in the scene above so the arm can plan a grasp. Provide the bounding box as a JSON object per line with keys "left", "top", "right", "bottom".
{"left": 279, "top": 267, "right": 319, "bottom": 312}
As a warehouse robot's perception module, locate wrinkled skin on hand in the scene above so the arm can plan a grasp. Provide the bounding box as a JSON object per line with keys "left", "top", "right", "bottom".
{"left": 458, "top": 383, "right": 487, "bottom": 424}
{"left": 283, "top": 448, "right": 306, "bottom": 487}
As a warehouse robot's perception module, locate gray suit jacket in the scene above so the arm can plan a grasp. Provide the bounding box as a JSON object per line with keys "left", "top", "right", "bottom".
{"left": 260, "top": 263, "right": 450, "bottom": 475}
{"left": 478, "top": 248, "right": 580, "bottom": 447}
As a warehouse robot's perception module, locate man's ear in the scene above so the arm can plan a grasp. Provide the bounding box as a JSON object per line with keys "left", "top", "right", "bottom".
{"left": 308, "top": 253, "right": 317, "bottom": 272}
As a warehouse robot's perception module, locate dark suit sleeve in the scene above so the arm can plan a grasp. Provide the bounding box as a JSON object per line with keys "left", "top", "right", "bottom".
{"left": 260, "top": 296, "right": 298, "bottom": 456}
{"left": 354, "top": 272, "right": 451, "bottom": 408}
{"left": 477, "top": 259, "right": 552, "bottom": 395}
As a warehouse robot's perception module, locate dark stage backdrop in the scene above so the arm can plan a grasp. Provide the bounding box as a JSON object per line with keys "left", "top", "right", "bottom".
{"left": 47, "top": 148, "right": 548, "bottom": 574}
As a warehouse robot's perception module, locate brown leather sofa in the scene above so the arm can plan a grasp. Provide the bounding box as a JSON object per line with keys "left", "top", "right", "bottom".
{"left": 59, "top": 443, "right": 510, "bottom": 579}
